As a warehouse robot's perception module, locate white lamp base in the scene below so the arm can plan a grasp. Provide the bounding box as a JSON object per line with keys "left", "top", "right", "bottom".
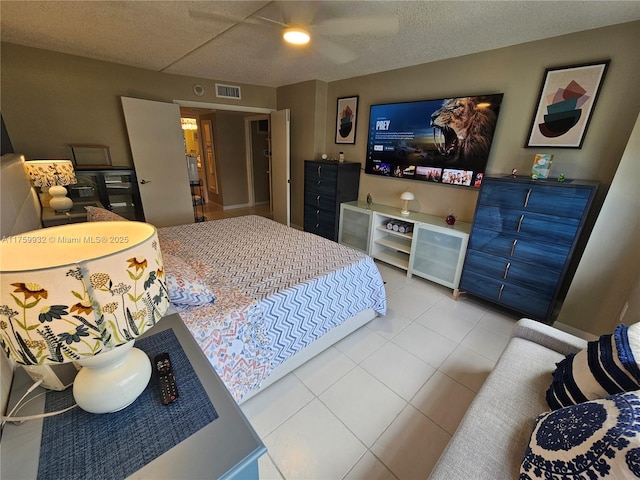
{"left": 48, "top": 185, "right": 73, "bottom": 212}
{"left": 73, "top": 341, "right": 151, "bottom": 414}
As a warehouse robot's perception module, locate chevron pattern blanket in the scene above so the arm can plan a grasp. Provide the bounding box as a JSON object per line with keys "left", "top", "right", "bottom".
{"left": 158, "top": 216, "right": 386, "bottom": 401}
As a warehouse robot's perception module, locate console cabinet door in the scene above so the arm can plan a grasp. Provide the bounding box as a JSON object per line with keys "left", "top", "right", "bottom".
{"left": 459, "top": 177, "right": 597, "bottom": 322}
{"left": 409, "top": 224, "right": 468, "bottom": 289}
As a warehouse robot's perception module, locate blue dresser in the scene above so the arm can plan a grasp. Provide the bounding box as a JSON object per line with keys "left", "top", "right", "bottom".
{"left": 459, "top": 176, "right": 597, "bottom": 322}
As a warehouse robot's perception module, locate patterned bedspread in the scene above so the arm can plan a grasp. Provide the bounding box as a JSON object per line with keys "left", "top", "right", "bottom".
{"left": 158, "top": 216, "right": 386, "bottom": 401}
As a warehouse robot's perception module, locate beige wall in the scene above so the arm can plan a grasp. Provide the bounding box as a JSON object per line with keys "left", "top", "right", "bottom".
{"left": 276, "top": 80, "right": 329, "bottom": 227}
{"left": 0, "top": 42, "right": 276, "bottom": 166}
{"left": 323, "top": 21, "right": 640, "bottom": 222}
{"left": 557, "top": 113, "right": 640, "bottom": 335}
{"left": 215, "top": 112, "right": 250, "bottom": 207}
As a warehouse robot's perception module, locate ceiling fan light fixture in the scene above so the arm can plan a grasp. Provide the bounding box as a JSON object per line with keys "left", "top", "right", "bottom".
{"left": 283, "top": 27, "right": 310, "bottom": 45}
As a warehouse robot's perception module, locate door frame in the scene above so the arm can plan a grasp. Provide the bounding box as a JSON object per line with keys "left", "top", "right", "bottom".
{"left": 244, "top": 114, "right": 270, "bottom": 208}
{"left": 174, "top": 100, "right": 276, "bottom": 209}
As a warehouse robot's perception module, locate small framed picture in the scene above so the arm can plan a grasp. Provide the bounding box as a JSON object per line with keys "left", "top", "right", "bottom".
{"left": 69, "top": 144, "right": 112, "bottom": 169}
{"left": 526, "top": 61, "right": 609, "bottom": 148}
{"left": 335, "top": 96, "right": 358, "bottom": 144}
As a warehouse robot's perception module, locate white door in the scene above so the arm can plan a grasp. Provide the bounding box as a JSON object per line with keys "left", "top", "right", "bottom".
{"left": 270, "top": 109, "right": 290, "bottom": 226}
{"left": 121, "top": 97, "right": 193, "bottom": 227}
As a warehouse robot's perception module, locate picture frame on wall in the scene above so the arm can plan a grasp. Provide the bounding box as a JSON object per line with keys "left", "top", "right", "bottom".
{"left": 69, "top": 144, "right": 113, "bottom": 169}
{"left": 526, "top": 60, "right": 609, "bottom": 148}
{"left": 335, "top": 96, "right": 358, "bottom": 144}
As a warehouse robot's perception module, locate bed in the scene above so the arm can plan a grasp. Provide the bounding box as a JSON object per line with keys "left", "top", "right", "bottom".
{"left": 1, "top": 153, "right": 387, "bottom": 404}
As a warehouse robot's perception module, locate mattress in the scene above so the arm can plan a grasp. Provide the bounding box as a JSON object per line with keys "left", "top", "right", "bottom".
{"left": 158, "top": 215, "right": 386, "bottom": 401}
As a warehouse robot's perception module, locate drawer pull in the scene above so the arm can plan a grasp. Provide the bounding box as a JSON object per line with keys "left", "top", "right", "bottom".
{"left": 510, "top": 239, "right": 518, "bottom": 256}
{"left": 498, "top": 284, "right": 505, "bottom": 300}
{"left": 524, "top": 189, "right": 532, "bottom": 208}
{"left": 517, "top": 214, "right": 524, "bottom": 232}
{"left": 317, "top": 165, "right": 322, "bottom": 176}
{"left": 316, "top": 195, "right": 321, "bottom": 206}
{"left": 503, "top": 262, "right": 511, "bottom": 279}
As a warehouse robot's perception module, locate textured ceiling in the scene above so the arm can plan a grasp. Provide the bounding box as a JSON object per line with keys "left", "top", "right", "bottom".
{"left": 1, "top": 1, "right": 638, "bottom": 88}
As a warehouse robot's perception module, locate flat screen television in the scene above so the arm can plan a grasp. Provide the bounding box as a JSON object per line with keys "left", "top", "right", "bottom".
{"left": 365, "top": 94, "right": 503, "bottom": 187}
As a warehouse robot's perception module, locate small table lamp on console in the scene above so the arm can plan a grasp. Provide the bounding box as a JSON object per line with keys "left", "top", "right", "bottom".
{"left": 400, "top": 190, "right": 415, "bottom": 216}
{"left": 0, "top": 221, "right": 170, "bottom": 413}
{"left": 24, "top": 159, "right": 77, "bottom": 212}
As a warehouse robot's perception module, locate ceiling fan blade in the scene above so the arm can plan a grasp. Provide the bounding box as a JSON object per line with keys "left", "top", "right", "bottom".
{"left": 313, "top": 36, "right": 358, "bottom": 64}
{"left": 311, "top": 15, "right": 400, "bottom": 36}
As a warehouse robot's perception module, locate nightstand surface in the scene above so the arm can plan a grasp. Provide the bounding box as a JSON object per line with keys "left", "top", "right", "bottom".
{"left": 0, "top": 314, "right": 267, "bottom": 479}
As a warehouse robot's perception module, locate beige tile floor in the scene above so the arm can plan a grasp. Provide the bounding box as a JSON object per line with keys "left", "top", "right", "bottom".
{"left": 240, "top": 261, "right": 520, "bottom": 480}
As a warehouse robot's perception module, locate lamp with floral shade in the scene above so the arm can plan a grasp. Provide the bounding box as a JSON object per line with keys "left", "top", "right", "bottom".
{"left": 0, "top": 221, "right": 170, "bottom": 413}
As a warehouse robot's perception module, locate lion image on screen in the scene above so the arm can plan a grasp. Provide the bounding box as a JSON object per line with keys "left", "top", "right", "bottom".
{"left": 430, "top": 96, "right": 499, "bottom": 170}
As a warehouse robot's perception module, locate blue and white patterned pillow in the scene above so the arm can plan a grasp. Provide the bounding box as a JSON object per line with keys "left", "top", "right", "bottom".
{"left": 521, "top": 391, "right": 640, "bottom": 479}
{"left": 546, "top": 323, "right": 640, "bottom": 410}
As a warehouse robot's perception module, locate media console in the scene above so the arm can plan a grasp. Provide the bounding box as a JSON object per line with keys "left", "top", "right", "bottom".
{"left": 339, "top": 201, "right": 471, "bottom": 295}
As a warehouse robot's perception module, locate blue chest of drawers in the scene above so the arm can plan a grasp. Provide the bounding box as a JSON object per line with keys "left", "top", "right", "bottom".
{"left": 459, "top": 176, "right": 597, "bottom": 322}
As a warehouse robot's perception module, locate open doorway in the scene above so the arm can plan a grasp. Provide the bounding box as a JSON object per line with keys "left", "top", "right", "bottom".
{"left": 178, "top": 106, "right": 274, "bottom": 221}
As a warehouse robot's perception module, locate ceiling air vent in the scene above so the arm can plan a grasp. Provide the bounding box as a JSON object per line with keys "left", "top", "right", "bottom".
{"left": 215, "top": 83, "right": 241, "bottom": 100}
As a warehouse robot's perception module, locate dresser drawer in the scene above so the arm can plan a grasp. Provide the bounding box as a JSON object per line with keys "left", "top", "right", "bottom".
{"left": 473, "top": 207, "right": 581, "bottom": 245}
{"left": 305, "top": 162, "right": 338, "bottom": 181}
{"left": 480, "top": 180, "right": 593, "bottom": 218}
{"left": 304, "top": 204, "right": 337, "bottom": 234}
{"left": 304, "top": 191, "right": 337, "bottom": 211}
{"left": 467, "top": 228, "right": 569, "bottom": 270}
{"left": 459, "top": 270, "right": 551, "bottom": 320}
{"left": 304, "top": 176, "right": 340, "bottom": 197}
{"left": 463, "top": 249, "right": 559, "bottom": 295}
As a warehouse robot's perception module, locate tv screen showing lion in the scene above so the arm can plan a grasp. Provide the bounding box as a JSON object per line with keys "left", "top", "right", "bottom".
{"left": 366, "top": 94, "right": 503, "bottom": 187}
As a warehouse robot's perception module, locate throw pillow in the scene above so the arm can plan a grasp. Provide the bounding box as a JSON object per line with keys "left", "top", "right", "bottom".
{"left": 546, "top": 323, "right": 640, "bottom": 410}
{"left": 520, "top": 390, "right": 640, "bottom": 479}
{"left": 85, "top": 206, "right": 128, "bottom": 222}
{"left": 163, "top": 253, "right": 215, "bottom": 306}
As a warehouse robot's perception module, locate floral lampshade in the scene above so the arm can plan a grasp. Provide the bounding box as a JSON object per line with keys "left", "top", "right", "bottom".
{"left": 23, "top": 159, "right": 77, "bottom": 188}
{"left": 23, "top": 159, "right": 78, "bottom": 212}
{"left": 0, "top": 221, "right": 170, "bottom": 413}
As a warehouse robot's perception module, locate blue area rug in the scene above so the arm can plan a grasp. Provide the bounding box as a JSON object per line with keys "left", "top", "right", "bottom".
{"left": 38, "top": 328, "right": 218, "bottom": 480}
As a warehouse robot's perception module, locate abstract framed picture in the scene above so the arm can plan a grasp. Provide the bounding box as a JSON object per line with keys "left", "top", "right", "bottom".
{"left": 526, "top": 60, "right": 609, "bottom": 148}
{"left": 335, "top": 96, "right": 358, "bottom": 144}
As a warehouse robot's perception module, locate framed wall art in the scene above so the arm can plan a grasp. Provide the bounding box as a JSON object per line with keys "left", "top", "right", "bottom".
{"left": 526, "top": 60, "right": 609, "bottom": 148}
{"left": 69, "top": 144, "right": 113, "bottom": 169}
{"left": 335, "top": 95, "right": 358, "bottom": 144}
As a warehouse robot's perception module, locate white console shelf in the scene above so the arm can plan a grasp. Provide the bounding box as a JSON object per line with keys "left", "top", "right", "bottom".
{"left": 339, "top": 201, "right": 471, "bottom": 294}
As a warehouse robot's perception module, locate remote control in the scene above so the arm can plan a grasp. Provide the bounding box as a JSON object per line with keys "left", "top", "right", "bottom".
{"left": 154, "top": 352, "right": 179, "bottom": 405}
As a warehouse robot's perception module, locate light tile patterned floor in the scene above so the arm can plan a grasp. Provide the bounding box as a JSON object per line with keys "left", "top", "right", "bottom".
{"left": 241, "top": 261, "right": 519, "bottom": 480}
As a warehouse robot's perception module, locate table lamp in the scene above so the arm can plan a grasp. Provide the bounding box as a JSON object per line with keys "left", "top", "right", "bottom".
{"left": 400, "top": 190, "right": 415, "bottom": 216}
{"left": 0, "top": 221, "right": 170, "bottom": 413}
{"left": 24, "top": 159, "right": 77, "bottom": 212}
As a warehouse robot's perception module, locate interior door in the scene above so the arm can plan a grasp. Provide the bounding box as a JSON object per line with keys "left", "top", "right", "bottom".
{"left": 270, "top": 109, "right": 290, "bottom": 226}
{"left": 121, "top": 97, "right": 194, "bottom": 227}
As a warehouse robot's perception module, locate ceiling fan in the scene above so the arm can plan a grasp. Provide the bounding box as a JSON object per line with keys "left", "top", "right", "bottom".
{"left": 188, "top": 3, "right": 400, "bottom": 64}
